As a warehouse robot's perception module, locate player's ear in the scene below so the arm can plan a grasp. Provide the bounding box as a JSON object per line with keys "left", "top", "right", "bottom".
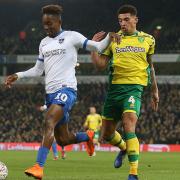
{"left": 59, "top": 15, "right": 62, "bottom": 25}
{"left": 59, "top": 18, "right": 62, "bottom": 24}
{"left": 135, "top": 16, "right": 138, "bottom": 24}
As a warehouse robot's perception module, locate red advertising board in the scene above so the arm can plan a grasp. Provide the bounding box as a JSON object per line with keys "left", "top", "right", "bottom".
{"left": 0, "top": 143, "right": 180, "bottom": 152}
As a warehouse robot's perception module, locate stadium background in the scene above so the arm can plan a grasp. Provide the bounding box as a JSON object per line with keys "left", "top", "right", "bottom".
{"left": 0, "top": 0, "right": 180, "bottom": 179}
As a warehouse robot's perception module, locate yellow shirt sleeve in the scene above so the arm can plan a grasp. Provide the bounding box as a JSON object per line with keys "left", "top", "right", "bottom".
{"left": 147, "top": 36, "right": 155, "bottom": 55}
{"left": 98, "top": 115, "right": 102, "bottom": 127}
{"left": 101, "top": 43, "right": 113, "bottom": 58}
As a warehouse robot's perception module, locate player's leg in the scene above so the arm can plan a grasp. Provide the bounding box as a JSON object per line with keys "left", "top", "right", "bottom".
{"left": 84, "top": 129, "right": 95, "bottom": 156}
{"left": 123, "top": 112, "right": 139, "bottom": 180}
{"left": 122, "top": 85, "right": 142, "bottom": 180}
{"left": 25, "top": 87, "right": 78, "bottom": 179}
{"left": 54, "top": 122, "right": 76, "bottom": 146}
{"left": 102, "top": 90, "right": 127, "bottom": 168}
{"left": 100, "top": 119, "right": 126, "bottom": 164}
{"left": 54, "top": 88, "right": 94, "bottom": 153}
{"left": 52, "top": 139, "right": 59, "bottom": 160}
{"left": 92, "top": 131, "right": 100, "bottom": 155}
{"left": 25, "top": 104, "right": 64, "bottom": 179}
{"left": 54, "top": 112, "right": 94, "bottom": 156}
{"left": 101, "top": 97, "right": 126, "bottom": 151}
{"left": 54, "top": 120, "right": 94, "bottom": 156}
{"left": 52, "top": 125, "right": 66, "bottom": 159}
{"left": 37, "top": 104, "right": 63, "bottom": 165}
{"left": 61, "top": 146, "right": 66, "bottom": 159}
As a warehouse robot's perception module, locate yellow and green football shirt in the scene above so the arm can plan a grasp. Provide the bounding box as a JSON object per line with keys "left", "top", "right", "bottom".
{"left": 84, "top": 114, "right": 102, "bottom": 131}
{"left": 103, "top": 31, "right": 155, "bottom": 86}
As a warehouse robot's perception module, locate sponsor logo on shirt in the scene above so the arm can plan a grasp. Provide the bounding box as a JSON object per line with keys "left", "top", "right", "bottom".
{"left": 115, "top": 46, "right": 145, "bottom": 53}
{"left": 44, "top": 49, "right": 66, "bottom": 57}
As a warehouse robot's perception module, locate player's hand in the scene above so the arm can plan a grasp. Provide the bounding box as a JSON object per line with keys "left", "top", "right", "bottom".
{"left": 151, "top": 90, "right": 159, "bottom": 111}
{"left": 109, "top": 32, "right": 121, "bottom": 45}
{"left": 92, "top": 31, "right": 106, "bottom": 42}
{"left": 37, "top": 106, "right": 45, "bottom": 112}
{"left": 4, "top": 74, "right": 18, "bottom": 88}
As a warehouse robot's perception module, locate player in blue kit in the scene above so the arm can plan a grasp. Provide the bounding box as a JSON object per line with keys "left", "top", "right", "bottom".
{"left": 39, "top": 105, "right": 66, "bottom": 160}
{"left": 5, "top": 4, "right": 120, "bottom": 179}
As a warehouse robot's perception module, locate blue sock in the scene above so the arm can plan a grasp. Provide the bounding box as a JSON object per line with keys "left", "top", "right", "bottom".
{"left": 52, "top": 142, "right": 58, "bottom": 157}
{"left": 75, "top": 132, "right": 89, "bottom": 143}
{"left": 36, "top": 146, "right": 49, "bottom": 167}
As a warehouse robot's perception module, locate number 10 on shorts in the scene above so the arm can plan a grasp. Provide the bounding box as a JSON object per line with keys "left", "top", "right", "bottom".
{"left": 55, "top": 93, "right": 68, "bottom": 102}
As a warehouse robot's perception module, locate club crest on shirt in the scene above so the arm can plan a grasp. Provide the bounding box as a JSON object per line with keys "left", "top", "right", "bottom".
{"left": 138, "top": 37, "right": 145, "bottom": 43}
{"left": 59, "top": 38, "right": 64, "bottom": 44}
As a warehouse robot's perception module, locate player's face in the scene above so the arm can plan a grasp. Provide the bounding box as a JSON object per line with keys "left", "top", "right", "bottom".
{"left": 42, "top": 14, "right": 61, "bottom": 37}
{"left": 90, "top": 107, "right": 96, "bottom": 114}
{"left": 118, "top": 13, "right": 138, "bottom": 34}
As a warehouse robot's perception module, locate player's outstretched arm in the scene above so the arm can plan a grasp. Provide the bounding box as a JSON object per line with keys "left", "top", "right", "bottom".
{"left": 4, "top": 74, "right": 18, "bottom": 88}
{"left": 86, "top": 32, "right": 120, "bottom": 53}
{"left": 5, "top": 60, "right": 44, "bottom": 88}
{"left": 73, "top": 31, "right": 120, "bottom": 53}
{"left": 16, "top": 60, "right": 44, "bottom": 79}
{"left": 147, "top": 55, "right": 159, "bottom": 111}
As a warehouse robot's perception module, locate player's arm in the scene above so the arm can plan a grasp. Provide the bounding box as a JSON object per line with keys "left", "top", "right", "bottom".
{"left": 5, "top": 42, "right": 44, "bottom": 88}
{"left": 85, "top": 32, "right": 120, "bottom": 53}
{"left": 91, "top": 53, "right": 109, "bottom": 71}
{"left": 97, "top": 115, "right": 102, "bottom": 130}
{"left": 147, "top": 55, "right": 159, "bottom": 111}
{"left": 91, "top": 31, "right": 111, "bottom": 70}
{"left": 72, "top": 31, "right": 120, "bottom": 53}
{"left": 99, "top": 115, "right": 102, "bottom": 127}
{"left": 4, "top": 60, "right": 44, "bottom": 88}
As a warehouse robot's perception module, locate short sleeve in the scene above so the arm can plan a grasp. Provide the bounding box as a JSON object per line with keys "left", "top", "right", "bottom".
{"left": 101, "top": 43, "right": 112, "bottom": 58}
{"left": 98, "top": 115, "right": 102, "bottom": 126}
{"left": 147, "top": 36, "right": 155, "bottom": 55}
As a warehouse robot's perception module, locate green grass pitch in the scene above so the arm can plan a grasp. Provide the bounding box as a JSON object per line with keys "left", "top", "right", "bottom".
{"left": 0, "top": 151, "right": 180, "bottom": 180}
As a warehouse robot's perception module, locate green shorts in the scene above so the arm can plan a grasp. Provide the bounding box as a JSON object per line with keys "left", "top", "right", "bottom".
{"left": 102, "top": 84, "right": 143, "bottom": 121}
{"left": 94, "top": 131, "right": 100, "bottom": 140}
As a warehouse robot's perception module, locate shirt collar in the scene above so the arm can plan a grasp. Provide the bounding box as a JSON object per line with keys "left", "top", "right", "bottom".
{"left": 118, "top": 30, "right": 139, "bottom": 37}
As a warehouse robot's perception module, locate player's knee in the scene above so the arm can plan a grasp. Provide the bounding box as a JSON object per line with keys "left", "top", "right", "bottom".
{"left": 122, "top": 113, "right": 137, "bottom": 132}
{"left": 44, "top": 117, "right": 55, "bottom": 133}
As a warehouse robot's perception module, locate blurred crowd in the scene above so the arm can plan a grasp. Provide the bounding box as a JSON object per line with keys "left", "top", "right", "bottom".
{"left": 155, "top": 26, "right": 180, "bottom": 53}
{"left": 0, "top": 24, "right": 180, "bottom": 55}
{"left": 0, "top": 0, "right": 180, "bottom": 55}
{"left": 0, "top": 83, "right": 179, "bottom": 144}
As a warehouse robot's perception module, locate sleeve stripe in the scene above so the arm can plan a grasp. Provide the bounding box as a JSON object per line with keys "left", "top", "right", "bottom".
{"left": 83, "top": 39, "right": 88, "bottom": 50}
{"left": 37, "top": 58, "right": 44, "bottom": 62}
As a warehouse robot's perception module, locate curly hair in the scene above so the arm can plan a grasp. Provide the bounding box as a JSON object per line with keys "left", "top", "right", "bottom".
{"left": 42, "top": 4, "right": 63, "bottom": 16}
{"left": 117, "top": 4, "right": 137, "bottom": 16}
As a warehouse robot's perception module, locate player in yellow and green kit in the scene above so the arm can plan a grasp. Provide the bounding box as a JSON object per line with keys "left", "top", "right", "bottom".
{"left": 91, "top": 5, "right": 159, "bottom": 180}
{"left": 84, "top": 106, "right": 102, "bottom": 156}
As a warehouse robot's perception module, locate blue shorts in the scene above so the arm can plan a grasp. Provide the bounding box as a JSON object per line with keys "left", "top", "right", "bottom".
{"left": 45, "top": 87, "right": 77, "bottom": 126}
